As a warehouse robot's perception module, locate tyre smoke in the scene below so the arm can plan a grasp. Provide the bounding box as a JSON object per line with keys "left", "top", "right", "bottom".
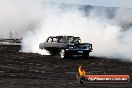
{"left": 22, "top": 4, "right": 132, "bottom": 60}
{"left": 0, "top": 0, "right": 132, "bottom": 60}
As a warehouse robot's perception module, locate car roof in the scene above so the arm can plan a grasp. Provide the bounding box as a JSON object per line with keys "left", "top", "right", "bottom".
{"left": 50, "top": 36, "right": 80, "bottom": 38}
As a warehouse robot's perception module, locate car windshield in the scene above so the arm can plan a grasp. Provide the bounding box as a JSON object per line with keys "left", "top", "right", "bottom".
{"left": 58, "top": 37, "right": 67, "bottom": 43}
{"left": 58, "top": 37, "right": 81, "bottom": 43}
{"left": 69, "top": 37, "right": 81, "bottom": 43}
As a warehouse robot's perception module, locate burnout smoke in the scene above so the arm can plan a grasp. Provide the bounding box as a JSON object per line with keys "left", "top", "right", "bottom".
{"left": 22, "top": 4, "right": 132, "bottom": 60}
{"left": 0, "top": 0, "right": 132, "bottom": 60}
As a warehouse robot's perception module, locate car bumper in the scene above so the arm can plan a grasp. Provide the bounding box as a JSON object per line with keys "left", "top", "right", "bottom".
{"left": 65, "top": 49, "right": 92, "bottom": 56}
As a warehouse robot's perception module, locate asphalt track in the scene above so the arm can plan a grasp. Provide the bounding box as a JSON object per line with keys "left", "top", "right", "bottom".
{"left": 0, "top": 46, "right": 131, "bottom": 88}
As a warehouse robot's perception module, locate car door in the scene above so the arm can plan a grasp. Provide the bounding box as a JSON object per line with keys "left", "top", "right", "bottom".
{"left": 43, "top": 37, "right": 53, "bottom": 50}
{"left": 43, "top": 37, "right": 60, "bottom": 53}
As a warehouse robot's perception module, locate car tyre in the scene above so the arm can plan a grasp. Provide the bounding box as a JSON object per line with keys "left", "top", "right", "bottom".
{"left": 60, "top": 49, "right": 67, "bottom": 59}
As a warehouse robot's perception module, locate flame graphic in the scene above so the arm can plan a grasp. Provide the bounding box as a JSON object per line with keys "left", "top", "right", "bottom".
{"left": 78, "top": 66, "right": 86, "bottom": 76}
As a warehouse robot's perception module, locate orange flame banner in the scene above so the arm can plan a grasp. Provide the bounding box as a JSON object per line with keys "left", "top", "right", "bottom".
{"left": 78, "top": 66, "right": 86, "bottom": 76}
{"left": 77, "top": 66, "right": 130, "bottom": 83}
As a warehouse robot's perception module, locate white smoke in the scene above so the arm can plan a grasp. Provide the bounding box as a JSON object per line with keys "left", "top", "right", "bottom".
{"left": 0, "top": 0, "right": 44, "bottom": 38}
{"left": 0, "top": 0, "right": 132, "bottom": 60}
{"left": 22, "top": 3, "right": 132, "bottom": 60}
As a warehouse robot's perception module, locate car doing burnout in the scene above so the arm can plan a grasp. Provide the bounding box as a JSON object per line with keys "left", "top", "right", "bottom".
{"left": 39, "top": 36, "right": 93, "bottom": 58}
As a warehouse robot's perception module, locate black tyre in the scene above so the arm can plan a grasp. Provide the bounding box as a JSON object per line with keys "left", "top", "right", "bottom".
{"left": 60, "top": 49, "right": 67, "bottom": 59}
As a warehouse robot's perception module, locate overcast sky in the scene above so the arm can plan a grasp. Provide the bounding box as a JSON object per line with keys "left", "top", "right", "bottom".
{"left": 48, "top": 0, "right": 132, "bottom": 8}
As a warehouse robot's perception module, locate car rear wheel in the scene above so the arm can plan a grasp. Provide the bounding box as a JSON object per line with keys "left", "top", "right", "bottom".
{"left": 60, "top": 49, "right": 67, "bottom": 59}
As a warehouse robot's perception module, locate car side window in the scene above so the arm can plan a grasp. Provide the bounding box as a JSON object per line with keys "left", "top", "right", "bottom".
{"left": 52, "top": 38, "right": 58, "bottom": 43}
{"left": 59, "top": 37, "right": 67, "bottom": 43}
{"left": 47, "top": 37, "right": 52, "bottom": 43}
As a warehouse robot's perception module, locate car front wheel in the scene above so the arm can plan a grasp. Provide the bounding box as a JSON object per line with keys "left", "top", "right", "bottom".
{"left": 60, "top": 49, "right": 67, "bottom": 59}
